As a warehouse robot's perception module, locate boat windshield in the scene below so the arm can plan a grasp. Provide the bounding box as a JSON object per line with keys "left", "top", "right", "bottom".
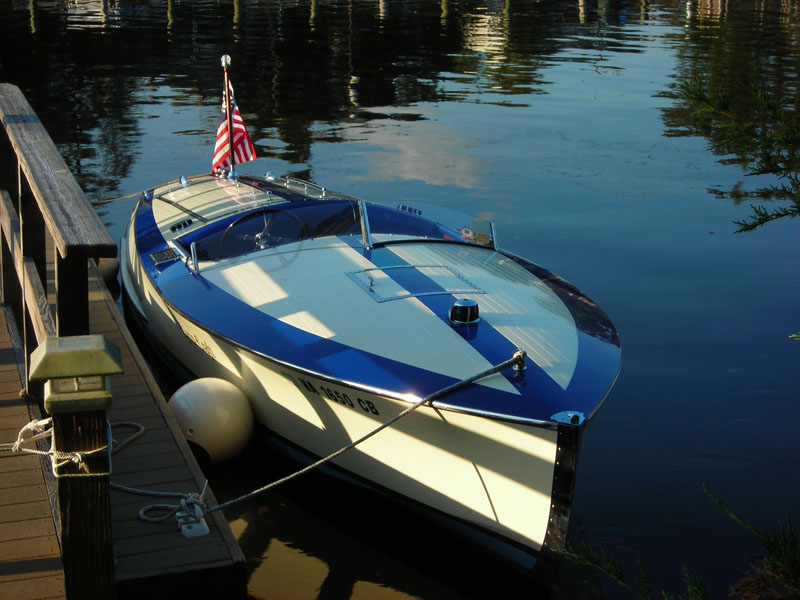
{"left": 366, "top": 201, "right": 495, "bottom": 248}
{"left": 176, "top": 196, "right": 495, "bottom": 262}
{"left": 177, "top": 200, "right": 360, "bottom": 261}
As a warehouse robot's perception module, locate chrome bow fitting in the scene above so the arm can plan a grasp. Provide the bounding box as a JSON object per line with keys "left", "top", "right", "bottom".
{"left": 449, "top": 298, "right": 480, "bottom": 325}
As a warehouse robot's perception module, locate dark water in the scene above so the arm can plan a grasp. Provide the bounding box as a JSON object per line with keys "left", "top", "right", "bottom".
{"left": 2, "top": 1, "right": 799, "bottom": 598}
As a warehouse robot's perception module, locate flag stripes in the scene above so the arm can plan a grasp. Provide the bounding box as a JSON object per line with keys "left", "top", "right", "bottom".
{"left": 212, "top": 103, "right": 256, "bottom": 172}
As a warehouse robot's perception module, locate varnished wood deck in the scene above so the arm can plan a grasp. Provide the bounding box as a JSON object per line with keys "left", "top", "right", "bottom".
{"left": 0, "top": 265, "right": 246, "bottom": 599}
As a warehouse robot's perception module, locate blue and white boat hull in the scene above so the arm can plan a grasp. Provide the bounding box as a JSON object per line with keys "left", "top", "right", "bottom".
{"left": 120, "top": 173, "right": 621, "bottom": 565}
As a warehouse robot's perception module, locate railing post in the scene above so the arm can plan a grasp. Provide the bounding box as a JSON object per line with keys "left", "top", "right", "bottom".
{"left": 55, "top": 253, "right": 89, "bottom": 336}
{"left": 0, "top": 231, "right": 21, "bottom": 328}
{"left": 19, "top": 174, "right": 46, "bottom": 284}
{"left": 19, "top": 174, "right": 47, "bottom": 392}
{"left": 52, "top": 410, "right": 116, "bottom": 600}
{"left": 31, "top": 335, "right": 122, "bottom": 600}
{"left": 29, "top": 335, "right": 123, "bottom": 600}
{"left": 52, "top": 410, "right": 115, "bottom": 600}
{"left": 0, "top": 129, "right": 18, "bottom": 313}
{"left": 0, "top": 123, "right": 14, "bottom": 198}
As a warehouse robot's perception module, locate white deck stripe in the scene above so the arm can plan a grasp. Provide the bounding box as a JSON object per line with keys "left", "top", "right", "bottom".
{"left": 202, "top": 241, "right": 518, "bottom": 394}
{"left": 386, "top": 244, "right": 578, "bottom": 390}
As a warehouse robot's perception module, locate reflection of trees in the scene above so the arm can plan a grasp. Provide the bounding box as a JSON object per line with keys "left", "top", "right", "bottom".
{"left": 13, "top": 0, "right": 797, "bottom": 210}
{"left": 660, "top": 0, "right": 800, "bottom": 219}
{"left": 678, "top": 75, "right": 800, "bottom": 231}
{"left": 226, "top": 0, "right": 647, "bottom": 166}
{"left": 1, "top": 0, "right": 651, "bottom": 197}
{"left": 0, "top": 4, "right": 149, "bottom": 202}
{"left": 663, "top": 0, "right": 799, "bottom": 140}
{"left": 58, "top": 74, "right": 140, "bottom": 201}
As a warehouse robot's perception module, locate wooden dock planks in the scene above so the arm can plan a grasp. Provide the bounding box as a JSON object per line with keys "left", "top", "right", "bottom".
{"left": 87, "top": 266, "right": 247, "bottom": 599}
{"left": 0, "top": 307, "right": 66, "bottom": 600}
{"left": 0, "top": 268, "right": 246, "bottom": 599}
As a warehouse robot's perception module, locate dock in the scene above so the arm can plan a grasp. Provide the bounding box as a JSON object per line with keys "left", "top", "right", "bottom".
{"left": 0, "top": 83, "right": 246, "bottom": 599}
{"left": 0, "top": 308, "right": 64, "bottom": 600}
{"left": 94, "top": 264, "right": 246, "bottom": 598}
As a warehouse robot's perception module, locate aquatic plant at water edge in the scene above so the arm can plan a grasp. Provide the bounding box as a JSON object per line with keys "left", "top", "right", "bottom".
{"left": 566, "top": 485, "right": 800, "bottom": 599}
{"left": 563, "top": 543, "right": 709, "bottom": 600}
{"left": 676, "top": 74, "right": 799, "bottom": 233}
{"left": 704, "top": 485, "right": 800, "bottom": 599}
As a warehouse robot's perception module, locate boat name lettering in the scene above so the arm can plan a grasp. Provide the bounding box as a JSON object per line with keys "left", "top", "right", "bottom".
{"left": 296, "top": 376, "right": 380, "bottom": 415}
{"left": 186, "top": 331, "right": 216, "bottom": 359}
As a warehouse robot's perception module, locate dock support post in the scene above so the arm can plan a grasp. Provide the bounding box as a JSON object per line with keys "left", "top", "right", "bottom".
{"left": 29, "top": 334, "right": 124, "bottom": 600}
{"left": 55, "top": 253, "right": 89, "bottom": 337}
{"left": 52, "top": 410, "right": 116, "bottom": 600}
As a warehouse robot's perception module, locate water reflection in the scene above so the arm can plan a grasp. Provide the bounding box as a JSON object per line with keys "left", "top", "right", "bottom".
{"left": 661, "top": 0, "right": 800, "bottom": 205}
{"left": 63, "top": 0, "right": 119, "bottom": 30}
{"left": 212, "top": 448, "right": 538, "bottom": 600}
{"left": 14, "top": 0, "right": 793, "bottom": 201}
{"left": 2, "top": 1, "right": 800, "bottom": 598}
{"left": 3, "top": 0, "right": 675, "bottom": 198}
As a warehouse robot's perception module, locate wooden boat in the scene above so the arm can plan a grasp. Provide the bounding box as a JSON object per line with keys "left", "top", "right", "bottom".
{"left": 119, "top": 169, "right": 621, "bottom": 567}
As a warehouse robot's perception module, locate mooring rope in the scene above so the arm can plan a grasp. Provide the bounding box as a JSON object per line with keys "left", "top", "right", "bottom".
{"left": 1, "top": 412, "right": 207, "bottom": 522}
{"left": 211, "top": 349, "right": 526, "bottom": 513}
{"left": 0, "top": 417, "right": 52, "bottom": 453}
{"left": 109, "top": 480, "right": 209, "bottom": 523}
{"left": 2, "top": 350, "right": 526, "bottom": 529}
{"left": 0, "top": 416, "right": 106, "bottom": 470}
{"left": 1, "top": 418, "right": 146, "bottom": 475}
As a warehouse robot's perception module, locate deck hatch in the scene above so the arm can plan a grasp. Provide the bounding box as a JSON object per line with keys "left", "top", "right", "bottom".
{"left": 348, "top": 265, "right": 484, "bottom": 302}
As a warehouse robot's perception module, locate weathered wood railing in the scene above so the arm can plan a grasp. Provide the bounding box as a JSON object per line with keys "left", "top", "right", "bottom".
{"left": 0, "top": 83, "right": 119, "bottom": 599}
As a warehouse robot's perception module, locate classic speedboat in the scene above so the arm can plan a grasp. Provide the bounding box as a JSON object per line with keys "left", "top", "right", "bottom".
{"left": 119, "top": 169, "right": 621, "bottom": 568}
{"left": 120, "top": 54, "right": 619, "bottom": 568}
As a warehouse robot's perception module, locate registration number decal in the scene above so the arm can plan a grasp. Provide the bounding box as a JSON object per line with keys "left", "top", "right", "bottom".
{"left": 282, "top": 371, "right": 380, "bottom": 415}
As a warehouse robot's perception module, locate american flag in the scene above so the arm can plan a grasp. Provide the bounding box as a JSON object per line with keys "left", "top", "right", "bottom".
{"left": 212, "top": 99, "right": 256, "bottom": 172}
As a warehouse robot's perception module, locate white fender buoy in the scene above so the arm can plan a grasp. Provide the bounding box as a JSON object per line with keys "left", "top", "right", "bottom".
{"left": 169, "top": 378, "right": 254, "bottom": 463}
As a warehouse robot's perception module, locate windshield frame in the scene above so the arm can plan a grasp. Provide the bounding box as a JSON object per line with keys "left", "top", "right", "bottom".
{"left": 173, "top": 175, "right": 497, "bottom": 267}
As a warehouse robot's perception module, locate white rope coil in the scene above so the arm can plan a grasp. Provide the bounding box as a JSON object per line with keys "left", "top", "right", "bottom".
{"left": 2, "top": 417, "right": 52, "bottom": 453}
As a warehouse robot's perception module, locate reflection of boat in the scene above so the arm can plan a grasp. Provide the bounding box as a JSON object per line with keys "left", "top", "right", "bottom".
{"left": 120, "top": 169, "right": 621, "bottom": 567}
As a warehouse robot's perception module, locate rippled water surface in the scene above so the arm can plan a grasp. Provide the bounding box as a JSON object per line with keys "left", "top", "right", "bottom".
{"left": 2, "top": 1, "right": 799, "bottom": 598}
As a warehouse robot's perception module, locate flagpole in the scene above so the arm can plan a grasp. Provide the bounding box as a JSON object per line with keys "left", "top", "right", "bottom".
{"left": 221, "top": 54, "right": 235, "bottom": 173}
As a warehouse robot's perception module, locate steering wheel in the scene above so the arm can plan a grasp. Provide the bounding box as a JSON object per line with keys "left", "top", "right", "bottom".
{"left": 253, "top": 211, "right": 275, "bottom": 249}
{"left": 220, "top": 208, "right": 305, "bottom": 257}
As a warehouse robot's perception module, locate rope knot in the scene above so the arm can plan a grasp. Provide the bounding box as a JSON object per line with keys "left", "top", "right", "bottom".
{"left": 179, "top": 493, "right": 208, "bottom": 517}
{"left": 10, "top": 418, "right": 52, "bottom": 452}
